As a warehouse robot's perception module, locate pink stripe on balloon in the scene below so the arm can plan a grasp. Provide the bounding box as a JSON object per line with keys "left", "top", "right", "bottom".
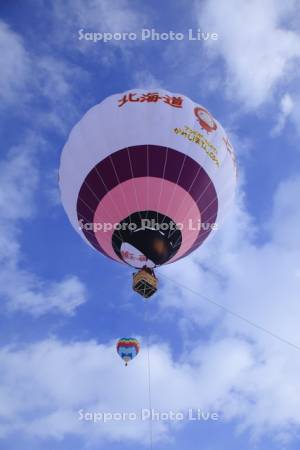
{"left": 93, "top": 177, "right": 201, "bottom": 263}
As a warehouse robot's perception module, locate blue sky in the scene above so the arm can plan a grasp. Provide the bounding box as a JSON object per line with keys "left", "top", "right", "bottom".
{"left": 1, "top": 0, "right": 300, "bottom": 449}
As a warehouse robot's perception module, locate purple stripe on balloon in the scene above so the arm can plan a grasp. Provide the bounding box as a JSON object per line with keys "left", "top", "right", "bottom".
{"left": 148, "top": 146, "right": 167, "bottom": 178}
{"left": 77, "top": 145, "right": 218, "bottom": 261}
{"left": 111, "top": 149, "right": 132, "bottom": 183}
{"left": 130, "top": 145, "right": 148, "bottom": 177}
{"left": 164, "top": 149, "right": 186, "bottom": 182}
{"left": 98, "top": 157, "right": 118, "bottom": 189}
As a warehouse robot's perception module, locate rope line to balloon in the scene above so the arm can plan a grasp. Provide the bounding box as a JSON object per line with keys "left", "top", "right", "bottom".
{"left": 160, "top": 273, "right": 300, "bottom": 352}
{"left": 144, "top": 299, "right": 154, "bottom": 450}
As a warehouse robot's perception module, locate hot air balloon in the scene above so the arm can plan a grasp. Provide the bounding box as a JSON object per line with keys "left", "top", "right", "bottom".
{"left": 59, "top": 89, "right": 237, "bottom": 298}
{"left": 117, "top": 338, "right": 140, "bottom": 366}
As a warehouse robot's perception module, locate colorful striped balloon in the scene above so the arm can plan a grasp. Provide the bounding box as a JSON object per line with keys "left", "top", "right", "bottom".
{"left": 59, "top": 89, "right": 237, "bottom": 269}
{"left": 116, "top": 338, "right": 140, "bottom": 366}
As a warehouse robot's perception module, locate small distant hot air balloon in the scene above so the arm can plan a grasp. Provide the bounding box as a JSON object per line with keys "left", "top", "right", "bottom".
{"left": 59, "top": 89, "right": 237, "bottom": 298}
{"left": 117, "top": 338, "right": 140, "bottom": 366}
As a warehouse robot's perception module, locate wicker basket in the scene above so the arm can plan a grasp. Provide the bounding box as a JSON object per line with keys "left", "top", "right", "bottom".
{"left": 133, "top": 269, "right": 158, "bottom": 299}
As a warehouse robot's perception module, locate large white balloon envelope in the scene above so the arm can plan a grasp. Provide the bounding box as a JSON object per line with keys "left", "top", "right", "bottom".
{"left": 59, "top": 89, "right": 237, "bottom": 269}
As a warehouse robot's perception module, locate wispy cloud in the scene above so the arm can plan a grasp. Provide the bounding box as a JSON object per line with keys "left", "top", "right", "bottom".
{"left": 0, "top": 337, "right": 251, "bottom": 443}
{"left": 49, "top": 0, "right": 146, "bottom": 57}
{"left": 0, "top": 135, "right": 87, "bottom": 316}
{"left": 197, "top": 0, "right": 300, "bottom": 109}
{"left": 0, "top": 18, "right": 87, "bottom": 134}
{"left": 0, "top": 21, "right": 30, "bottom": 105}
{"left": 271, "top": 93, "right": 294, "bottom": 135}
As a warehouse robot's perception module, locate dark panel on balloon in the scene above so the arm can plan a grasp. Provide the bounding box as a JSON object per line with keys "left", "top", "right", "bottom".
{"left": 112, "top": 211, "right": 182, "bottom": 266}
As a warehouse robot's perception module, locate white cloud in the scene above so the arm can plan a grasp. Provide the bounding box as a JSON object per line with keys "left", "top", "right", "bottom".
{"left": 0, "top": 1, "right": 144, "bottom": 135}
{"left": 198, "top": 0, "right": 300, "bottom": 109}
{"left": 0, "top": 337, "right": 252, "bottom": 443}
{"left": 0, "top": 19, "right": 87, "bottom": 134}
{"left": 288, "top": 92, "right": 300, "bottom": 136}
{"left": 50, "top": 0, "right": 145, "bottom": 56}
{"left": 0, "top": 328, "right": 298, "bottom": 445}
{"left": 3, "top": 274, "right": 87, "bottom": 317}
{"left": 0, "top": 21, "right": 30, "bottom": 105}
{"left": 0, "top": 137, "right": 87, "bottom": 316}
{"left": 271, "top": 93, "right": 294, "bottom": 135}
{"left": 33, "top": 55, "right": 88, "bottom": 134}
{"left": 132, "top": 70, "right": 165, "bottom": 90}
{"left": 52, "top": 0, "right": 143, "bottom": 33}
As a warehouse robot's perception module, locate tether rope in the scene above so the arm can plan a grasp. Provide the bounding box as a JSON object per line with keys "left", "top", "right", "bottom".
{"left": 144, "top": 299, "right": 153, "bottom": 450}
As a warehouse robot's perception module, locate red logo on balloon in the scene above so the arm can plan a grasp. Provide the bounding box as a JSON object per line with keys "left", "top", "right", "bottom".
{"left": 194, "top": 106, "right": 217, "bottom": 133}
